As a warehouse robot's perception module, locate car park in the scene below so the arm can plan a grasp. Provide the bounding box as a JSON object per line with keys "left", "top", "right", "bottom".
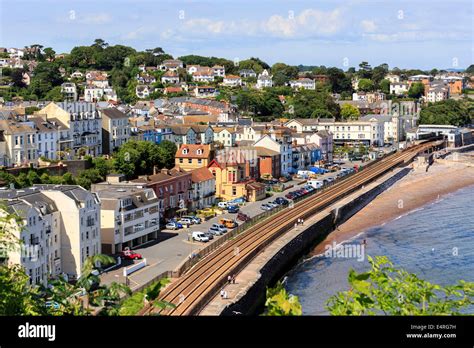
{"left": 192, "top": 231, "right": 209, "bottom": 242}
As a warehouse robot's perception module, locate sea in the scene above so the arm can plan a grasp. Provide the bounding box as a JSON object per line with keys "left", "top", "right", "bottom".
{"left": 284, "top": 185, "right": 474, "bottom": 315}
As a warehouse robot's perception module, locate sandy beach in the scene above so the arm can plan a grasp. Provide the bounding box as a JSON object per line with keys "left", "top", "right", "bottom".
{"left": 311, "top": 154, "right": 474, "bottom": 256}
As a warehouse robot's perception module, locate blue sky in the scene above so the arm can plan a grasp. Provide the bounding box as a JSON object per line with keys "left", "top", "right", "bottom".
{"left": 0, "top": 0, "right": 472, "bottom": 69}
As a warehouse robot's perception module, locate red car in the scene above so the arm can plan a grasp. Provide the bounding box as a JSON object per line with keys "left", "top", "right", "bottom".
{"left": 120, "top": 250, "right": 143, "bottom": 260}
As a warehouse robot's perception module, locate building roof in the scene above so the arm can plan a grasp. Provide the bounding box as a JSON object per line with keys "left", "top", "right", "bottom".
{"left": 101, "top": 108, "right": 127, "bottom": 120}
{"left": 0, "top": 119, "right": 35, "bottom": 134}
{"left": 176, "top": 144, "right": 211, "bottom": 159}
{"left": 254, "top": 147, "right": 280, "bottom": 157}
{"left": 190, "top": 167, "right": 214, "bottom": 183}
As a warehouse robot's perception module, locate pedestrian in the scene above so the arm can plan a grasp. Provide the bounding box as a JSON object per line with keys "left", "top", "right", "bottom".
{"left": 227, "top": 275, "right": 232, "bottom": 284}
{"left": 232, "top": 274, "right": 236, "bottom": 284}
{"left": 301, "top": 218, "right": 304, "bottom": 225}
{"left": 220, "top": 289, "right": 225, "bottom": 298}
{"left": 223, "top": 291, "right": 228, "bottom": 299}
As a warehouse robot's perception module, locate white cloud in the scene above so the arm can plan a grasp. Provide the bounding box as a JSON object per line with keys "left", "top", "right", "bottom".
{"left": 262, "top": 9, "right": 343, "bottom": 37}
{"left": 360, "top": 20, "right": 377, "bottom": 33}
{"left": 78, "top": 14, "right": 111, "bottom": 25}
{"left": 364, "top": 31, "right": 470, "bottom": 42}
{"left": 163, "top": 8, "right": 344, "bottom": 40}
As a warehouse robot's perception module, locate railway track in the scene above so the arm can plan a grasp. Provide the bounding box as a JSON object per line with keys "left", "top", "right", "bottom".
{"left": 141, "top": 142, "right": 433, "bottom": 316}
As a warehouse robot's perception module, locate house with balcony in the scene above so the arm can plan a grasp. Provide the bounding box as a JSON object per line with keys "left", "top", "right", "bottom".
{"left": 29, "top": 117, "right": 59, "bottom": 161}
{"left": 190, "top": 167, "right": 216, "bottom": 210}
{"left": 1, "top": 185, "right": 103, "bottom": 284}
{"left": 0, "top": 119, "right": 37, "bottom": 167}
{"left": 93, "top": 186, "right": 160, "bottom": 254}
{"left": 38, "top": 102, "right": 102, "bottom": 157}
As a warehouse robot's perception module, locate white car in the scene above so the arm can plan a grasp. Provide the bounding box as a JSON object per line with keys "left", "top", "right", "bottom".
{"left": 326, "top": 177, "right": 335, "bottom": 183}
{"left": 178, "top": 218, "right": 193, "bottom": 226}
{"left": 192, "top": 231, "right": 209, "bottom": 242}
{"left": 261, "top": 203, "right": 273, "bottom": 211}
{"left": 217, "top": 202, "right": 228, "bottom": 209}
{"left": 165, "top": 222, "right": 181, "bottom": 230}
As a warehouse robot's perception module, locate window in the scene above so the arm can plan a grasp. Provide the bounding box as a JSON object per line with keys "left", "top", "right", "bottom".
{"left": 198, "top": 159, "right": 202, "bottom": 164}
{"left": 179, "top": 158, "right": 183, "bottom": 163}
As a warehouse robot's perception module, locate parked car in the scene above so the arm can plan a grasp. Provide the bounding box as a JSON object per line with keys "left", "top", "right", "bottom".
{"left": 227, "top": 205, "right": 240, "bottom": 213}
{"left": 120, "top": 250, "right": 143, "bottom": 260}
{"left": 261, "top": 203, "right": 273, "bottom": 211}
{"left": 208, "top": 226, "right": 224, "bottom": 236}
{"left": 217, "top": 202, "right": 228, "bottom": 209}
{"left": 219, "top": 218, "right": 238, "bottom": 228}
{"left": 204, "top": 232, "right": 214, "bottom": 240}
{"left": 211, "top": 223, "right": 228, "bottom": 233}
{"left": 165, "top": 222, "right": 182, "bottom": 230}
{"left": 326, "top": 177, "right": 335, "bottom": 183}
{"left": 182, "top": 215, "right": 201, "bottom": 224}
{"left": 285, "top": 192, "right": 296, "bottom": 199}
{"left": 274, "top": 197, "right": 289, "bottom": 205}
{"left": 178, "top": 218, "right": 193, "bottom": 226}
{"left": 237, "top": 212, "right": 251, "bottom": 222}
{"left": 267, "top": 202, "right": 279, "bottom": 208}
{"left": 192, "top": 231, "right": 209, "bottom": 242}
{"left": 307, "top": 180, "right": 324, "bottom": 189}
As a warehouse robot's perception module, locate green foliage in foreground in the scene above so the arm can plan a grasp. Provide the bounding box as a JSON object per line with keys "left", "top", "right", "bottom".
{"left": 263, "top": 281, "right": 302, "bottom": 316}
{"left": 118, "top": 278, "right": 175, "bottom": 316}
{"left": 326, "top": 256, "right": 474, "bottom": 315}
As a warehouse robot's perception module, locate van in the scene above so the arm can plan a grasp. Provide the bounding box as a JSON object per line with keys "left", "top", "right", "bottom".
{"left": 307, "top": 180, "right": 324, "bottom": 189}
{"left": 192, "top": 231, "right": 209, "bottom": 242}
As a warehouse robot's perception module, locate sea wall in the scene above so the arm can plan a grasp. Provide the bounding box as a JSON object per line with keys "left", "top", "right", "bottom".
{"left": 220, "top": 167, "right": 412, "bottom": 316}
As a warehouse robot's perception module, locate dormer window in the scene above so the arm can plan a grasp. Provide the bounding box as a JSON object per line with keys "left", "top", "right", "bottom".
{"left": 196, "top": 149, "right": 203, "bottom": 155}
{"left": 182, "top": 148, "right": 189, "bottom": 154}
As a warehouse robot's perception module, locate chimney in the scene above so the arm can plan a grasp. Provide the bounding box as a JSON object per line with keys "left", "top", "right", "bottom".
{"left": 153, "top": 166, "right": 159, "bottom": 175}
{"left": 161, "top": 168, "right": 169, "bottom": 175}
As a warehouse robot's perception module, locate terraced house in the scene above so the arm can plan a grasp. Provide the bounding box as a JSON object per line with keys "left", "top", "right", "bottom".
{"left": 38, "top": 102, "right": 102, "bottom": 157}
{"left": 100, "top": 108, "right": 131, "bottom": 155}
{"left": 0, "top": 119, "right": 37, "bottom": 167}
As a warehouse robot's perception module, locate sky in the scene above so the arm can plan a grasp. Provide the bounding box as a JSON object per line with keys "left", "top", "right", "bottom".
{"left": 0, "top": 0, "right": 472, "bottom": 70}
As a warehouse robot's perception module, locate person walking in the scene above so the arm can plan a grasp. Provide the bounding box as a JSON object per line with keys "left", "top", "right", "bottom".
{"left": 220, "top": 289, "right": 225, "bottom": 298}
{"left": 232, "top": 274, "right": 236, "bottom": 284}
{"left": 227, "top": 275, "right": 232, "bottom": 284}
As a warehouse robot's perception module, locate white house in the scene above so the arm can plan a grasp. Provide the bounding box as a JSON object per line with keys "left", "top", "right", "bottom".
{"left": 256, "top": 69, "right": 273, "bottom": 89}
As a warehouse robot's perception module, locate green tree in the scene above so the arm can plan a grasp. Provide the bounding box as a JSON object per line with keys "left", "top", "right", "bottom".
{"left": 408, "top": 82, "right": 425, "bottom": 98}
{"left": 358, "top": 78, "right": 375, "bottom": 92}
{"left": 157, "top": 140, "right": 178, "bottom": 169}
{"left": 326, "top": 256, "right": 474, "bottom": 315}
{"left": 379, "top": 79, "right": 390, "bottom": 94}
{"left": 340, "top": 103, "right": 360, "bottom": 120}
{"left": 419, "top": 99, "right": 473, "bottom": 126}
{"left": 263, "top": 282, "right": 302, "bottom": 316}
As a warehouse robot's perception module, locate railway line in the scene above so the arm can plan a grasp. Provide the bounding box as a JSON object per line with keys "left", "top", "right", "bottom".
{"left": 141, "top": 141, "right": 434, "bottom": 316}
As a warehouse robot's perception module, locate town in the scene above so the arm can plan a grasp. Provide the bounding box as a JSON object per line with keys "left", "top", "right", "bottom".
{"left": 0, "top": 40, "right": 473, "bottom": 316}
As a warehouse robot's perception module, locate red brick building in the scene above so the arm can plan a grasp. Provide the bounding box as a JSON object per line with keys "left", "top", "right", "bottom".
{"left": 131, "top": 167, "right": 192, "bottom": 218}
